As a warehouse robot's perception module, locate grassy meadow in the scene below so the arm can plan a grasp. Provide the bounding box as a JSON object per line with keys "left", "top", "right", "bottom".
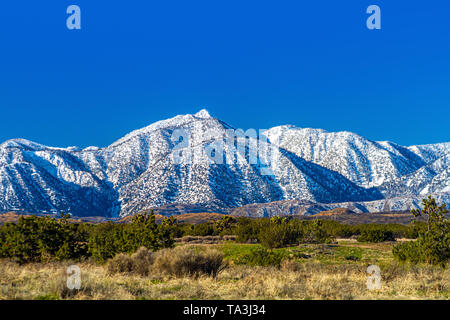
{"left": 1, "top": 198, "right": 448, "bottom": 300}
{"left": 1, "top": 240, "right": 448, "bottom": 300}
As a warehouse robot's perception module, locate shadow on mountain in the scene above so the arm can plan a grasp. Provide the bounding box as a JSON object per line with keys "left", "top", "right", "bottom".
{"left": 278, "top": 147, "right": 384, "bottom": 203}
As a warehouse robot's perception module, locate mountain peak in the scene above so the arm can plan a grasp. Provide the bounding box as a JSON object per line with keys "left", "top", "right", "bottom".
{"left": 0, "top": 138, "right": 46, "bottom": 151}
{"left": 194, "top": 109, "right": 212, "bottom": 119}
{"left": 1, "top": 110, "right": 448, "bottom": 217}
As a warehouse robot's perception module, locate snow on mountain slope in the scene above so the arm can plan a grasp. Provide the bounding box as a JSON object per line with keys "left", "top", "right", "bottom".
{"left": 230, "top": 194, "right": 450, "bottom": 217}
{"left": 263, "top": 126, "right": 427, "bottom": 188}
{"left": 102, "top": 111, "right": 284, "bottom": 215}
{"left": 93, "top": 109, "right": 379, "bottom": 216}
{"left": 407, "top": 142, "right": 450, "bottom": 163}
{"left": 0, "top": 110, "right": 448, "bottom": 217}
{"left": 379, "top": 152, "right": 449, "bottom": 197}
{"left": 0, "top": 141, "right": 118, "bottom": 216}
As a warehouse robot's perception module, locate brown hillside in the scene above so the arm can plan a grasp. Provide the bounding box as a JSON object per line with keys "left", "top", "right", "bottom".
{"left": 117, "top": 212, "right": 227, "bottom": 224}
{"left": 315, "top": 208, "right": 356, "bottom": 216}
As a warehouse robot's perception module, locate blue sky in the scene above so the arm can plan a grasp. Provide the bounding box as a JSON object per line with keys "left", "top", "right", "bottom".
{"left": 0, "top": 1, "right": 449, "bottom": 148}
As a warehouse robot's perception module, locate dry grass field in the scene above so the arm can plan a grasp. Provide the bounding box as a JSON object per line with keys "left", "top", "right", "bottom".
{"left": 0, "top": 241, "right": 448, "bottom": 300}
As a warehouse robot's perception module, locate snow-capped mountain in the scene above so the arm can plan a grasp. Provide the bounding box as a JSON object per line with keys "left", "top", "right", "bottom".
{"left": 0, "top": 110, "right": 448, "bottom": 217}
{"left": 0, "top": 139, "right": 118, "bottom": 217}
{"left": 262, "top": 125, "right": 449, "bottom": 200}
{"left": 378, "top": 152, "right": 450, "bottom": 197}
{"left": 263, "top": 126, "right": 428, "bottom": 188}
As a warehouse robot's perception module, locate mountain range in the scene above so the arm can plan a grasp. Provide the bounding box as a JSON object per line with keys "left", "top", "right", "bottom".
{"left": 0, "top": 109, "right": 448, "bottom": 217}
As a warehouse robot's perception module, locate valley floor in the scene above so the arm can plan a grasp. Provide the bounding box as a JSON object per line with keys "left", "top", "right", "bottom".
{"left": 0, "top": 241, "right": 448, "bottom": 300}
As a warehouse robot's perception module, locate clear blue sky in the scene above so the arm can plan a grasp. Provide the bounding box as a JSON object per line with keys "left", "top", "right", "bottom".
{"left": 0, "top": 1, "right": 449, "bottom": 148}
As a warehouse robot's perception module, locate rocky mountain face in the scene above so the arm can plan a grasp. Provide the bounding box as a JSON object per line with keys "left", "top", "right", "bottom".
{"left": 229, "top": 194, "right": 450, "bottom": 218}
{"left": 0, "top": 110, "right": 448, "bottom": 217}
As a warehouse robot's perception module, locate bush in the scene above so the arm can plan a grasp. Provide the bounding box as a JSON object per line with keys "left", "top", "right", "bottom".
{"left": 0, "top": 212, "right": 172, "bottom": 264}
{"left": 153, "top": 246, "right": 226, "bottom": 278}
{"left": 235, "top": 246, "right": 286, "bottom": 267}
{"left": 301, "top": 220, "right": 335, "bottom": 244}
{"left": 106, "top": 247, "right": 155, "bottom": 276}
{"left": 214, "top": 216, "right": 236, "bottom": 235}
{"left": 185, "top": 222, "right": 216, "bottom": 236}
{"left": 235, "top": 218, "right": 261, "bottom": 243}
{"left": 319, "top": 221, "right": 425, "bottom": 240}
{"left": 393, "top": 232, "right": 449, "bottom": 267}
{"left": 106, "top": 253, "right": 135, "bottom": 275}
{"left": 0, "top": 215, "right": 89, "bottom": 264}
{"left": 130, "top": 247, "right": 155, "bottom": 276}
{"left": 258, "top": 222, "right": 301, "bottom": 249}
{"left": 235, "top": 218, "right": 334, "bottom": 248}
{"left": 88, "top": 212, "right": 174, "bottom": 263}
{"left": 357, "top": 229, "right": 395, "bottom": 243}
{"left": 87, "top": 222, "right": 125, "bottom": 263}
{"left": 393, "top": 196, "right": 449, "bottom": 267}
{"left": 392, "top": 241, "right": 421, "bottom": 264}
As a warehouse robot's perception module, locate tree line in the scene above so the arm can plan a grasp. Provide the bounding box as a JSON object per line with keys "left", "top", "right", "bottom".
{"left": 0, "top": 196, "right": 448, "bottom": 267}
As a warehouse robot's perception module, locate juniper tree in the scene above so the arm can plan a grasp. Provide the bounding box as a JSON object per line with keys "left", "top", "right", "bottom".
{"left": 393, "top": 196, "right": 449, "bottom": 267}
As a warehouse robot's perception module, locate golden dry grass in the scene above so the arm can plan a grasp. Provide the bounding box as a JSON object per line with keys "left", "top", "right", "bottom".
{"left": 0, "top": 245, "right": 448, "bottom": 300}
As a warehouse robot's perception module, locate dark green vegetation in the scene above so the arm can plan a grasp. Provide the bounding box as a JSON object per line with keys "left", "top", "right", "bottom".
{"left": 88, "top": 213, "right": 174, "bottom": 263}
{"left": 1, "top": 197, "right": 448, "bottom": 268}
{"left": 0, "top": 212, "right": 174, "bottom": 264}
{"left": 393, "top": 196, "right": 449, "bottom": 267}
{"left": 233, "top": 246, "right": 287, "bottom": 267}
{"left": 0, "top": 214, "right": 89, "bottom": 263}
{"left": 357, "top": 229, "right": 395, "bottom": 243}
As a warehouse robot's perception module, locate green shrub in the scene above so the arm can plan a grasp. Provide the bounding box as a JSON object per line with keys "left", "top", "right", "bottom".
{"left": 392, "top": 241, "right": 422, "bottom": 264}
{"left": 393, "top": 196, "right": 449, "bottom": 267}
{"left": 345, "top": 255, "right": 361, "bottom": 261}
{"left": 185, "top": 222, "right": 216, "bottom": 236}
{"left": 235, "top": 218, "right": 335, "bottom": 248}
{"left": 160, "top": 216, "right": 184, "bottom": 238}
{"left": 258, "top": 222, "right": 301, "bottom": 249}
{"left": 235, "top": 218, "right": 261, "bottom": 243}
{"left": 357, "top": 228, "right": 395, "bottom": 243}
{"left": 214, "top": 216, "right": 236, "bottom": 235}
{"left": 404, "top": 222, "right": 427, "bottom": 239}
{"left": 0, "top": 215, "right": 89, "bottom": 264}
{"left": 319, "top": 220, "right": 425, "bottom": 240}
{"left": 301, "top": 220, "right": 335, "bottom": 244}
{"left": 88, "top": 212, "right": 174, "bottom": 263}
{"left": 87, "top": 222, "right": 127, "bottom": 263}
{"left": 235, "top": 246, "right": 286, "bottom": 267}
{"left": 393, "top": 231, "right": 449, "bottom": 267}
